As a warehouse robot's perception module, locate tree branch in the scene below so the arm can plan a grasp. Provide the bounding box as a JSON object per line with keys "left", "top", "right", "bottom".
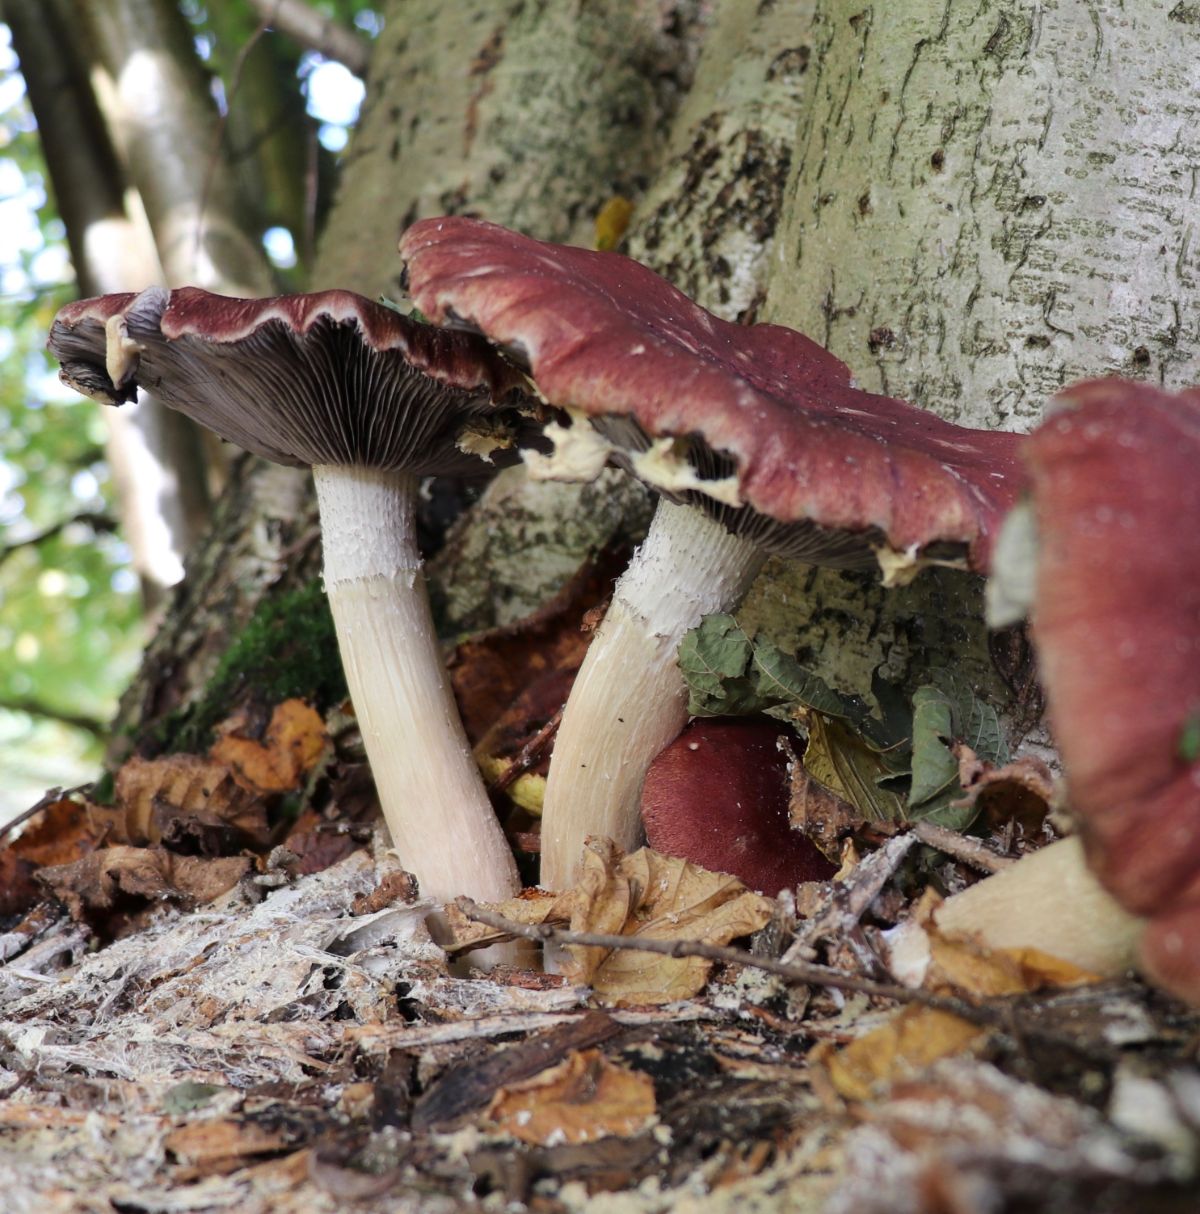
{"left": 0, "top": 698, "right": 108, "bottom": 739}
{"left": 248, "top": 0, "right": 371, "bottom": 77}
{"left": 0, "top": 512, "right": 118, "bottom": 568}
{"left": 454, "top": 897, "right": 1130, "bottom": 1057}
{"left": 457, "top": 898, "right": 980, "bottom": 1018}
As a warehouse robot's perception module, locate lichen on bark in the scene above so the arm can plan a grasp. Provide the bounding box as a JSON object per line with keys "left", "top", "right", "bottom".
{"left": 767, "top": 0, "right": 1200, "bottom": 429}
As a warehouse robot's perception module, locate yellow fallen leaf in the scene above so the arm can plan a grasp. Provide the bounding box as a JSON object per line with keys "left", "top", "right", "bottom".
{"left": 927, "top": 929, "right": 1101, "bottom": 998}
{"left": 821, "top": 929, "right": 1103, "bottom": 1102}
{"left": 487, "top": 1048, "right": 655, "bottom": 1145}
{"left": 210, "top": 699, "right": 327, "bottom": 794}
{"left": 819, "top": 1008, "right": 986, "bottom": 1103}
{"left": 563, "top": 840, "right": 775, "bottom": 1005}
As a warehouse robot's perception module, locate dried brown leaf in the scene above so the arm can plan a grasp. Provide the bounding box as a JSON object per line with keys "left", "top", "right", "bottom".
{"left": 486, "top": 1047, "right": 656, "bottom": 1144}
{"left": 38, "top": 845, "right": 251, "bottom": 922}
{"left": 115, "top": 754, "right": 266, "bottom": 846}
{"left": 210, "top": 699, "right": 328, "bottom": 795}
{"left": 441, "top": 887, "right": 570, "bottom": 953}
{"left": 563, "top": 841, "right": 775, "bottom": 1005}
{"left": 953, "top": 747, "right": 1055, "bottom": 833}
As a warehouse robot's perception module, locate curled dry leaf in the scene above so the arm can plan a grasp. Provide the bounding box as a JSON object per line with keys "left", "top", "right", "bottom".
{"left": 209, "top": 698, "right": 328, "bottom": 795}
{"left": 953, "top": 746, "right": 1055, "bottom": 834}
{"left": 562, "top": 840, "right": 775, "bottom": 1005}
{"left": 0, "top": 796, "right": 115, "bottom": 917}
{"left": 487, "top": 1047, "right": 656, "bottom": 1145}
{"left": 115, "top": 754, "right": 266, "bottom": 847}
{"left": 441, "top": 887, "right": 570, "bottom": 954}
{"left": 38, "top": 845, "right": 253, "bottom": 923}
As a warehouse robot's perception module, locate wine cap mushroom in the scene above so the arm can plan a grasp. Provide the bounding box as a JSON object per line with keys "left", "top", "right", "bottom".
{"left": 400, "top": 216, "right": 1024, "bottom": 578}
{"left": 400, "top": 218, "right": 1026, "bottom": 891}
{"left": 1019, "top": 379, "right": 1200, "bottom": 1003}
{"left": 400, "top": 217, "right": 1024, "bottom": 889}
{"left": 640, "top": 717, "right": 836, "bottom": 894}
{"left": 49, "top": 286, "right": 529, "bottom": 907}
{"left": 917, "top": 379, "right": 1200, "bottom": 1001}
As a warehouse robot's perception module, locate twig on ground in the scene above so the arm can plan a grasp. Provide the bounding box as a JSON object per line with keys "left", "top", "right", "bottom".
{"left": 457, "top": 896, "right": 994, "bottom": 1025}
{"left": 454, "top": 899, "right": 1135, "bottom": 1060}
{"left": 911, "top": 820, "right": 1017, "bottom": 873}
{"left": 491, "top": 706, "right": 564, "bottom": 793}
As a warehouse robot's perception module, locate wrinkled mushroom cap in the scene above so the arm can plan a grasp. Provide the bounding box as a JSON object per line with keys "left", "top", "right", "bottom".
{"left": 399, "top": 218, "right": 1024, "bottom": 574}
{"left": 49, "top": 286, "right": 532, "bottom": 475}
{"left": 1025, "top": 379, "right": 1200, "bottom": 919}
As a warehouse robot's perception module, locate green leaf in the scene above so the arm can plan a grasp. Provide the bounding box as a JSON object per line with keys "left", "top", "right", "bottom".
{"left": 905, "top": 672, "right": 1009, "bottom": 829}
{"left": 908, "top": 684, "right": 959, "bottom": 809}
{"left": 679, "top": 615, "right": 894, "bottom": 741}
{"left": 1179, "top": 711, "right": 1200, "bottom": 763}
{"left": 678, "top": 614, "right": 760, "bottom": 715}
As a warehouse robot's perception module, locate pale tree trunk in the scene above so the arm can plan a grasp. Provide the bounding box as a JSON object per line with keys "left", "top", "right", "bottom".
{"left": 767, "top": 0, "right": 1200, "bottom": 425}
{"left": 625, "top": 0, "right": 814, "bottom": 320}
{"left": 76, "top": 0, "right": 277, "bottom": 299}
{"left": 6, "top": 0, "right": 207, "bottom": 604}
{"left": 743, "top": 0, "right": 1200, "bottom": 717}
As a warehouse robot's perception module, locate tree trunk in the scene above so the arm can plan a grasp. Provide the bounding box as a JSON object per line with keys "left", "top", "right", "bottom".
{"left": 743, "top": 0, "right": 1200, "bottom": 719}
{"left": 768, "top": 0, "right": 1200, "bottom": 422}
{"left": 6, "top": 0, "right": 208, "bottom": 604}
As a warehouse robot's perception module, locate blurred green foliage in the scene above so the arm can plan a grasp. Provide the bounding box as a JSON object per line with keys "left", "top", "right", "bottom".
{"left": 0, "top": 1, "right": 379, "bottom": 819}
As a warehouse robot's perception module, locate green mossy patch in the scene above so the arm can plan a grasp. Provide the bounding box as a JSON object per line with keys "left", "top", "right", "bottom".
{"left": 156, "top": 581, "right": 346, "bottom": 756}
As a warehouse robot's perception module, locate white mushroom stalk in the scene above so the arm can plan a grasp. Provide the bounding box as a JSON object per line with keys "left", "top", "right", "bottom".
{"left": 313, "top": 466, "right": 519, "bottom": 904}
{"left": 887, "top": 837, "right": 1145, "bottom": 985}
{"left": 538, "top": 500, "right": 765, "bottom": 889}
{"left": 47, "top": 285, "right": 528, "bottom": 919}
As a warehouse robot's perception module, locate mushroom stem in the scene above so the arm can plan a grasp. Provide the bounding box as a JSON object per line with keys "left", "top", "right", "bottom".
{"left": 312, "top": 465, "right": 520, "bottom": 905}
{"left": 539, "top": 501, "right": 766, "bottom": 890}
{"left": 888, "top": 836, "right": 1145, "bottom": 984}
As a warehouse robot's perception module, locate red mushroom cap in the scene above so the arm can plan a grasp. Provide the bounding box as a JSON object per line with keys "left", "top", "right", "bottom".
{"left": 48, "top": 286, "right": 530, "bottom": 474}
{"left": 1027, "top": 380, "right": 1200, "bottom": 912}
{"left": 640, "top": 717, "right": 837, "bottom": 894}
{"left": 400, "top": 217, "right": 1024, "bottom": 573}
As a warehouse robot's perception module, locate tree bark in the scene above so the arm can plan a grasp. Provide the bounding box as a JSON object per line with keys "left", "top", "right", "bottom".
{"left": 767, "top": 0, "right": 1200, "bottom": 425}
{"left": 741, "top": 0, "right": 1200, "bottom": 720}
{"left": 75, "top": 0, "right": 277, "bottom": 298}
{"left": 625, "top": 0, "right": 814, "bottom": 320}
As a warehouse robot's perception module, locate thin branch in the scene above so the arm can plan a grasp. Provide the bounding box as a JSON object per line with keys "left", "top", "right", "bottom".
{"left": 911, "top": 820, "right": 1017, "bottom": 874}
{"left": 0, "top": 512, "right": 118, "bottom": 568}
{"left": 0, "top": 698, "right": 108, "bottom": 739}
{"left": 248, "top": 0, "right": 372, "bottom": 76}
{"left": 491, "top": 706, "right": 563, "bottom": 793}
{"left": 454, "top": 899, "right": 1132, "bottom": 1058}
{"left": 458, "top": 897, "right": 993, "bottom": 1024}
{"left": 0, "top": 784, "right": 94, "bottom": 843}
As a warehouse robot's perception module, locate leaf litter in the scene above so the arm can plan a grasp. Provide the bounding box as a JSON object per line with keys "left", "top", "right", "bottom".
{"left": 1, "top": 669, "right": 1199, "bottom": 1211}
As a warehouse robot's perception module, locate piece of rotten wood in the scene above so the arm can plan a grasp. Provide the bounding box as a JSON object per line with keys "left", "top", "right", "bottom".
{"left": 411, "top": 1009, "right": 620, "bottom": 1129}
